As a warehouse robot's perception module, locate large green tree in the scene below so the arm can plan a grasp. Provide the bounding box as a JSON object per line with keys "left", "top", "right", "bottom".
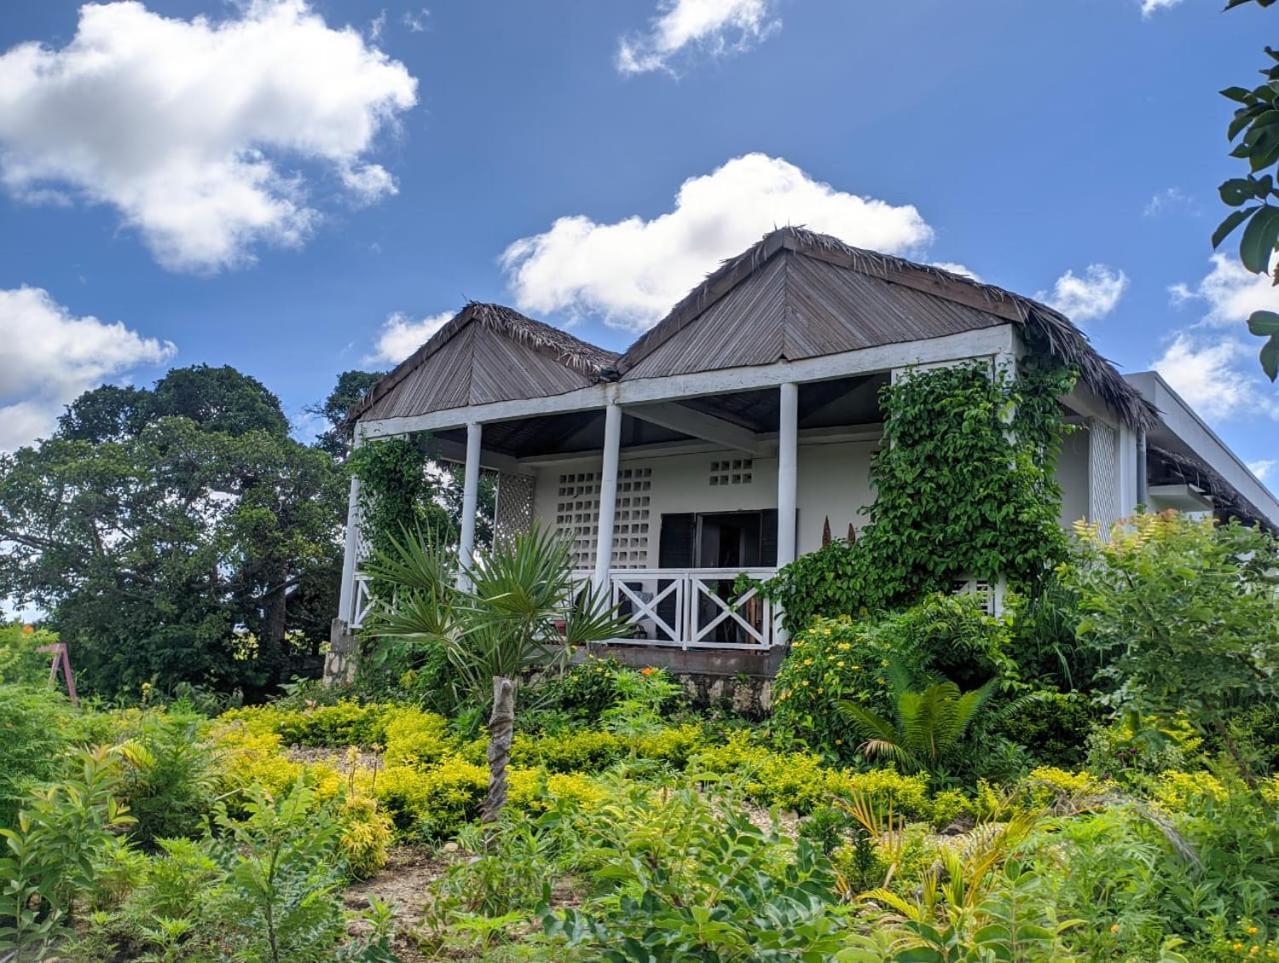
{"left": 0, "top": 367, "right": 345, "bottom": 697}
{"left": 306, "top": 369, "right": 386, "bottom": 459}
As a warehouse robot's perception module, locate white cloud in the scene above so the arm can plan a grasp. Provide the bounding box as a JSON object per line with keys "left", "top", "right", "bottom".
{"left": 0, "top": 286, "right": 175, "bottom": 449}
{"left": 1143, "top": 186, "right": 1196, "bottom": 217}
{"left": 366, "top": 310, "right": 453, "bottom": 364}
{"left": 1039, "top": 264, "right": 1129, "bottom": 324}
{"left": 0, "top": 0, "right": 417, "bottom": 273}
{"left": 930, "top": 262, "right": 982, "bottom": 282}
{"left": 1140, "top": 0, "right": 1182, "bottom": 17}
{"left": 403, "top": 8, "right": 429, "bottom": 32}
{"left": 1170, "top": 253, "right": 1279, "bottom": 327}
{"left": 501, "top": 152, "right": 934, "bottom": 331}
{"left": 1250, "top": 458, "right": 1276, "bottom": 482}
{"left": 1152, "top": 335, "right": 1278, "bottom": 422}
{"left": 617, "top": 0, "right": 780, "bottom": 75}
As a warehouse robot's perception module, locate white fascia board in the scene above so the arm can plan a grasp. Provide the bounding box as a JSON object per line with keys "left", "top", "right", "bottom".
{"left": 1126, "top": 371, "right": 1279, "bottom": 527}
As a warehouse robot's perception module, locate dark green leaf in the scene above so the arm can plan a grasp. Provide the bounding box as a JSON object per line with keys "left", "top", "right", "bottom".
{"left": 1222, "top": 85, "right": 1255, "bottom": 102}
{"left": 1248, "top": 309, "right": 1279, "bottom": 336}
{"left": 1261, "top": 333, "right": 1279, "bottom": 382}
{"left": 1220, "top": 178, "right": 1257, "bottom": 206}
{"left": 1214, "top": 207, "right": 1259, "bottom": 248}
{"left": 1240, "top": 205, "right": 1279, "bottom": 272}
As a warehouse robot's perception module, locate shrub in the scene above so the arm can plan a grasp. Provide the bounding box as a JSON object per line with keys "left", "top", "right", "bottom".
{"left": 337, "top": 794, "right": 393, "bottom": 879}
{"left": 510, "top": 728, "right": 623, "bottom": 772}
{"left": 0, "top": 685, "right": 91, "bottom": 826}
{"left": 381, "top": 706, "right": 453, "bottom": 766}
{"left": 0, "top": 624, "right": 57, "bottom": 687}
{"left": 992, "top": 690, "right": 1093, "bottom": 768}
{"left": 1066, "top": 512, "right": 1279, "bottom": 774}
{"left": 772, "top": 595, "right": 1011, "bottom": 760}
{"left": 116, "top": 711, "right": 220, "bottom": 846}
{"left": 539, "top": 657, "right": 628, "bottom": 717}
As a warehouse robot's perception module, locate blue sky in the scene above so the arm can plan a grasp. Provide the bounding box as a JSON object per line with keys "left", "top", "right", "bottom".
{"left": 0, "top": 0, "right": 1276, "bottom": 480}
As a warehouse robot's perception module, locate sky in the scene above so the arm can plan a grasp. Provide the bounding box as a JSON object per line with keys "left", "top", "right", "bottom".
{"left": 0, "top": 0, "right": 1276, "bottom": 483}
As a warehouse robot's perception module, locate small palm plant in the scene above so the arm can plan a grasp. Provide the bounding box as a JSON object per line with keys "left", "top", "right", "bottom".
{"left": 836, "top": 664, "right": 997, "bottom": 776}
{"left": 363, "top": 524, "right": 625, "bottom": 822}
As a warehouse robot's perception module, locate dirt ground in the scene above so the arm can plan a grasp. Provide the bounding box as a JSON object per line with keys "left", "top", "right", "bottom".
{"left": 344, "top": 845, "right": 455, "bottom": 963}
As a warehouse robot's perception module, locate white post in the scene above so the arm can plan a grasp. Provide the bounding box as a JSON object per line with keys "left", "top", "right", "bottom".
{"left": 776, "top": 382, "right": 798, "bottom": 568}
{"left": 337, "top": 473, "right": 362, "bottom": 623}
{"left": 593, "top": 402, "right": 622, "bottom": 593}
{"left": 457, "top": 421, "right": 483, "bottom": 587}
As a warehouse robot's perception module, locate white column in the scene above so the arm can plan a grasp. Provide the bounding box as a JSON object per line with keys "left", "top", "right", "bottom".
{"left": 592, "top": 402, "right": 622, "bottom": 592}
{"left": 337, "top": 473, "right": 362, "bottom": 623}
{"left": 776, "top": 382, "right": 798, "bottom": 567}
{"left": 457, "top": 421, "right": 483, "bottom": 586}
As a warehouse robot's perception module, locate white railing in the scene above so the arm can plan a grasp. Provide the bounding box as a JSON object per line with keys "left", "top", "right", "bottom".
{"left": 351, "top": 575, "right": 374, "bottom": 629}
{"left": 353, "top": 567, "right": 781, "bottom": 649}
{"left": 572, "top": 567, "right": 780, "bottom": 650}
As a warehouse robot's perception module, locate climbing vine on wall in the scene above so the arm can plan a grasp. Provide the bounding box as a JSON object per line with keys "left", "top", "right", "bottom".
{"left": 347, "top": 435, "right": 456, "bottom": 558}
{"left": 761, "top": 360, "right": 1076, "bottom": 632}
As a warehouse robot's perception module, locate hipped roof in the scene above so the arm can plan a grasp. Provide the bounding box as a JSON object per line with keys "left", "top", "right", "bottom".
{"left": 349, "top": 228, "right": 1155, "bottom": 430}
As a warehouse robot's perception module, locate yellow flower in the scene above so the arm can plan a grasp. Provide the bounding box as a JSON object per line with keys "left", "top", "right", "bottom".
{"left": 803, "top": 658, "right": 813, "bottom": 666}
{"left": 1248, "top": 927, "right": 1260, "bottom": 936}
{"left": 1109, "top": 924, "right": 1120, "bottom": 935}
{"left": 836, "top": 660, "right": 845, "bottom": 668}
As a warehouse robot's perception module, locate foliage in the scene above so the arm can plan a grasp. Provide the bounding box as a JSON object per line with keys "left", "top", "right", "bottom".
{"left": 0, "top": 623, "right": 56, "bottom": 687}
{"left": 0, "top": 747, "right": 134, "bottom": 959}
{"left": 207, "top": 781, "right": 349, "bottom": 962}
{"left": 1066, "top": 512, "right": 1279, "bottom": 774}
{"left": 545, "top": 783, "right": 852, "bottom": 962}
{"left": 990, "top": 690, "right": 1093, "bottom": 769}
{"left": 760, "top": 361, "right": 1074, "bottom": 630}
{"left": 0, "top": 684, "right": 90, "bottom": 826}
{"left": 771, "top": 594, "right": 1011, "bottom": 760}
{"left": 0, "top": 366, "right": 348, "bottom": 698}
{"left": 306, "top": 369, "right": 386, "bottom": 459}
{"left": 838, "top": 672, "right": 998, "bottom": 777}
{"left": 116, "top": 711, "right": 220, "bottom": 847}
{"left": 347, "top": 437, "right": 456, "bottom": 567}
{"left": 1215, "top": 9, "right": 1279, "bottom": 379}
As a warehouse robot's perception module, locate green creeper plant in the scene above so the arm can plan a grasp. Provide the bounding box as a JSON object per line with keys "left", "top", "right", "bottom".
{"left": 760, "top": 361, "right": 1073, "bottom": 631}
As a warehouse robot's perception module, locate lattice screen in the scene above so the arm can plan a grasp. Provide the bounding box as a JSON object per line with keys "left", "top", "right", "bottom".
{"left": 493, "top": 472, "right": 535, "bottom": 547}
{"left": 1088, "top": 419, "right": 1121, "bottom": 535}
{"left": 555, "top": 467, "right": 652, "bottom": 570}
{"left": 951, "top": 576, "right": 1005, "bottom": 616}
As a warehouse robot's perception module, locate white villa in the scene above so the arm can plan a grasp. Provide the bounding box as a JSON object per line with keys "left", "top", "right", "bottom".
{"left": 333, "top": 228, "right": 1279, "bottom": 675}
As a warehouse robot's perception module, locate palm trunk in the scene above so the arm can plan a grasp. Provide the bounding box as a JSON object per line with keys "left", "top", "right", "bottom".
{"left": 481, "top": 676, "right": 517, "bottom": 823}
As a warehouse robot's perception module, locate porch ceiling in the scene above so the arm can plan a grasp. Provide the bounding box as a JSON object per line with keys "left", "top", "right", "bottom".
{"left": 431, "top": 374, "right": 885, "bottom": 459}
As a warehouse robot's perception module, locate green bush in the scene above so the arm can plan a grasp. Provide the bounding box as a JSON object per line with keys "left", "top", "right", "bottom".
{"left": 117, "top": 711, "right": 220, "bottom": 846}
{"left": 0, "top": 624, "right": 56, "bottom": 687}
{"left": 0, "top": 685, "right": 93, "bottom": 826}
{"left": 992, "top": 690, "right": 1093, "bottom": 769}
{"left": 772, "top": 595, "right": 1011, "bottom": 760}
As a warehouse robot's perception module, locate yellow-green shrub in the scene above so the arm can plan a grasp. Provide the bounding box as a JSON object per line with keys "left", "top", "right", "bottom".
{"left": 510, "top": 729, "right": 622, "bottom": 771}
{"left": 382, "top": 707, "right": 452, "bottom": 767}
{"left": 218, "top": 701, "right": 393, "bottom": 748}
{"left": 1150, "top": 769, "right": 1228, "bottom": 812}
{"left": 825, "top": 767, "right": 932, "bottom": 823}
{"left": 509, "top": 769, "right": 608, "bottom": 814}
{"left": 633, "top": 724, "right": 704, "bottom": 767}
{"left": 338, "top": 795, "right": 393, "bottom": 879}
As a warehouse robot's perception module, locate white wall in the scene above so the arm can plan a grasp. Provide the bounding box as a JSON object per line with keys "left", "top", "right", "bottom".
{"left": 1056, "top": 427, "right": 1090, "bottom": 527}
{"left": 530, "top": 437, "right": 879, "bottom": 568}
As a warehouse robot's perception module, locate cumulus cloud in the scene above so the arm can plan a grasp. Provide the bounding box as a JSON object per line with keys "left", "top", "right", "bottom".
{"left": 1250, "top": 458, "right": 1276, "bottom": 482}
{"left": 1039, "top": 264, "right": 1129, "bottom": 324}
{"left": 1170, "top": 253, "right": 1279, "bottom": 327}
{"left": 1140, "top": 0, "right": 1182, "bottom": 17}
{"left": 1152, "top": 335, "right": 1278, "bottom": 422}
{"left": 0, "top": 0, "right": 417, "bottom": 273}
{"left": 501, "top": 153, "right": 934, "bottom": 331}
{"left": 0, "top": 287, "right": 175, "bottom": 449}
{"left": 931, "top": 262, "right": 982, "bottom": 282}
{"left": 366, "top": 310, "right": 454, "bottom": 364}
{"left": 617, "top": 0, "right": 780, "bottom": 75}
{"left": 1155, "top": 253, "right": 1279, "bottom": 423}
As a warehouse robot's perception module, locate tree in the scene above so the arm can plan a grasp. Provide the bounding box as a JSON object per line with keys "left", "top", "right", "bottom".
{"left": 363, "top": 526, "right": 623, "bottom": 823}
{"left": 306, "top": 369, "right": 385, "bottom": 459}
{"left": 0, "top": 367, "right": 346, "bottom": 697}
{"left": 1215, "top": 0, "right": 1279, "bottom": 379}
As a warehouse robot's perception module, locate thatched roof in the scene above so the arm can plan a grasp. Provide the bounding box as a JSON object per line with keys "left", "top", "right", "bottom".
{"left": 1149, "top": 443, "right": 1277, "bottom": 534}
{"left": 347, "top": 302, "right": 618, "bottom": 424}
{"left": 616, "top": 227, "right": 1157, "bottom": 430}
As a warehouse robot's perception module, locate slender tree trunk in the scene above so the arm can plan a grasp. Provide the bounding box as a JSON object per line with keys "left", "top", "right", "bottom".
{"left": 481, "top": 676, "right": 517, "bottom": 823}
{"left": 261, "top": 559, "right": 290, "bottom": 683}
